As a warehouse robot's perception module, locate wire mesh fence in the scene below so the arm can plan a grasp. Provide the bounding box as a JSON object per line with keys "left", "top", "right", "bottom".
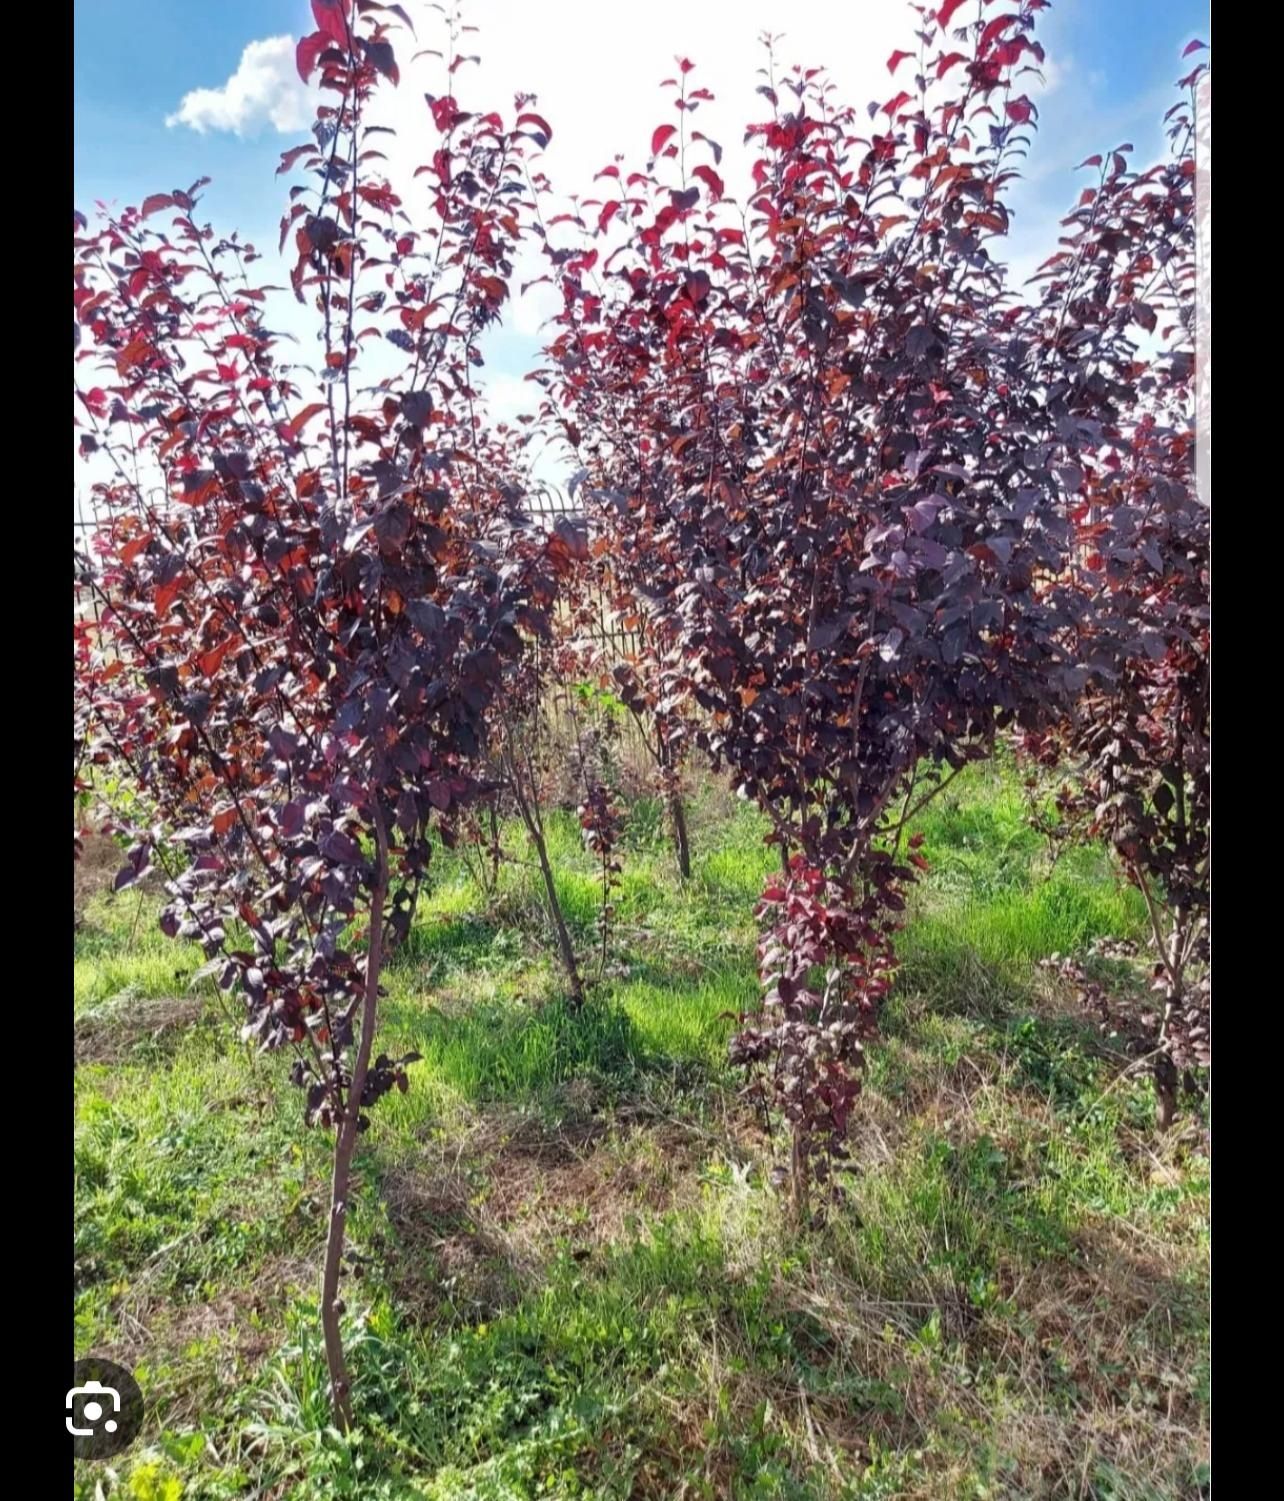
{"left": 74, "top": 485, "right": 644, "bottom": 668}
{"left": 73, "top": 492, "right": 102, "bottom": 626}
{"left": 529, "top": 484, "right": 644, "bottom": 665}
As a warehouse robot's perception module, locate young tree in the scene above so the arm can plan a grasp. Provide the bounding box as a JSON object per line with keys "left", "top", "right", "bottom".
{"left": 560, "top": 479, "right": 698, "bottom": 879}
{"left": 73, "top": 0, "right": 570, "bottom": 1426}
{"left": 492, "top": 643, "right": 589, "bottom": 1007}
{"left": 537, "top": 0, "right": 1194, "bottom": 1208}
{"left": 1018, "top": 41, "right": 1209, "bottom": 1127}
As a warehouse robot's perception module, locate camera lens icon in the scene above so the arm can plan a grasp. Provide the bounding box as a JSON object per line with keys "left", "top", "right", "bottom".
{"left": 68, "top": 1379, "right": 120, "bottom": 1435}
{"left": 68, "top": 1359, "right": 143, "bottom": 1461}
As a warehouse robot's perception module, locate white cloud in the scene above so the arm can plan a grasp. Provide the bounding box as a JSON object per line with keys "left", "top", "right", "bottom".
{"left": 367, "top": 0, "right": 917, "bottom": 214}
{"left": 165, "top": 36, "right": 311, "bottom": 136}
{"left": 1035, "top": 51, "right": 1068, "bottom": 98}
{"left": 364, "top": 0, "right": 920, "bottom": 420}
{"left": 484, "top": 372, "right": 541, "bottom": 427}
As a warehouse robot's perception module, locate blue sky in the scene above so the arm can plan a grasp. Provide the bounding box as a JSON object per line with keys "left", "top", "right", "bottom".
{"left": 75, "top": 0, "right": 1209, "bottom": 452}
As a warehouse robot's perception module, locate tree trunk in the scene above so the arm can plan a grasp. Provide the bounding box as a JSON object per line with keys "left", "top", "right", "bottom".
{"left": 1154, "top": 990, "right": 1180, "bottom": 1132}
{"left": 320, "top": 826, "right": 388, "bottom": 1431}
{"left": 529, "top": 819, "right": 585, "bottom": 1008}
{"left": 504, "top": 737, "right": 585, "bottom": 1008}
{"left": 1154, "top": 1048, "right": 1179, "bottom": 1132}
{"left": 1134, "top": 880, "right": 1189, "bottom": 1135}
{"left": 667, "top": 787, "right": 692, "bottom": 880}
{"left": 789, "top": 1126, "right": 810, "bottom": 1228}
{"left": 487, "top": 798, "right": 501, "bottom": 895}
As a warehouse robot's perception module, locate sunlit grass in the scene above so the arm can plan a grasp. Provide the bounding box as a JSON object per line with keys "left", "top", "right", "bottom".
{"left": 74, "top": 760, "right": 1207, "bottom": 1501}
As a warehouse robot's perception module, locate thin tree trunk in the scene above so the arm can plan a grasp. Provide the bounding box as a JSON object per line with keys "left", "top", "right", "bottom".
{"left": 1133, "top": 871, "right": 1188, "bottom": 1134}
{"left": 487, "top": 798, "right": 501, "bottom": 895}
{"left": 1154, "top": 988, "right": 1180, "bottom": 1132}
{"left": 504, "top": 737, "right": 585, "bottom": 1008}
{"left": 1154, "top": 1037, "right": 1179, "bottom": 1132}
{"left": 789, "top": 1126, "right": 810, "bottom": 1228}
{"left": 529, "top": 818, "right": 585, "bottom": 1008}
{"left": 652, "top": 728, "right": 692, "bottom": 881}
{"left": 320, "top": 808, "right": 388, "bottom": 1431}
{"left": 667, "top": 786, "right": 692, "bottom": 880}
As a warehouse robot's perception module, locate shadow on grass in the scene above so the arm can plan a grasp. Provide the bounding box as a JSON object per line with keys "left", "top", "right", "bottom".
{"left": 888, "top": 929, "right": 1149, "bottom": 1121}
{"left": 374, "top": 1163, "right": 529, "bottom": 1329}
{"left": 390, "top": 910, "right": 512, "bottom": 973}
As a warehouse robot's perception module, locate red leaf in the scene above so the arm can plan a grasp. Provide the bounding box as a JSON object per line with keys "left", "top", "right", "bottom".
{"left": 284, "top": 403, "right": 327, "bottom": 440}
{"left": 199, "top": 639, "right": 236, "bottom": 677}
{"left": 1182, "top": 38, "right": 1208, "bottom": 57}
{"left": 1006, "top": 97, "right": 1035, "bottom": 125}
{"left": 980, "top": 14, "right": 1020, "bottom": 54}
{"left": 887, "top": 49, "right": 914, "bottom": 74}
{"left": 115, "top": 336, "right": 151, "bottom": 376}
{"left": 296, "top": 31, "right": 327, "bottom": 83}
{"left": 936, "top": 51, "right": 967, "bottom": 78}
{"left": 598, "top": 199, "right": 621, "bottom": 233}
{"left": 311, "top": 0, "right": 351, "bottom": 49}
{"left": 277, "top": 144, "right": 315, "bottom": 176}
{"left": 937, "top": 0, "right": 967, "bottom": 28}
{"left": 429, "top": 95, "right": 461, "bottom": 133}
{"left": 692, "top": 164, "right": 724, "bottom": 199}
{"left": 882, "top": 91, "right": 913, "bottom": 118}
{"left": 141, "top": 193, "right": 174, "bottom": 218}
{"left": 362, "top": 38, "right": 399, "bottom": 84}
{"left": 651, "top": 124, "right": 677, "bottom": 157}
{"left": 1076, "top": 154, "right": 1103, "bottom": 169}
{"left": 517, "top": 110, "right": 553, "bottom": 144}
{"left": 154, "top": 578, "right": 182, "bottom": 616}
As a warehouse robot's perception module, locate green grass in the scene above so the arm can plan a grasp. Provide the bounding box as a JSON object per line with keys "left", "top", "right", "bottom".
{"left": 73, "top": 762, "right": 1208, "bottom": 1500}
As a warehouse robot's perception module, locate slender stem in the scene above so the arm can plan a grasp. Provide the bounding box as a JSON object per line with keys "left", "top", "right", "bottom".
{"left": 319, "top": 797, "right": 388, "bottom": 1432}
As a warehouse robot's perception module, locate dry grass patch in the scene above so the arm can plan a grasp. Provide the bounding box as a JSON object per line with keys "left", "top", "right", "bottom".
{"left": 74, "top": 993, "right": 208, "bottom": 1065}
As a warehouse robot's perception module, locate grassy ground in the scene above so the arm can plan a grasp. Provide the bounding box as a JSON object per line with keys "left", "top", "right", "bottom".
{"left": 73, "top": 761, "right": 1210, "bottom": 1500}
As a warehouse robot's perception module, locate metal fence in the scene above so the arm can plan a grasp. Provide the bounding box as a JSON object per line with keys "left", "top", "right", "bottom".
{"left": 73, "top": 492, "right": 103, "bottom": 626}
{"left": 73, "top": 486, "right": 644, "bottom": 667}
{"left": 530, "top": 485, "right": 644, "bottom": 665}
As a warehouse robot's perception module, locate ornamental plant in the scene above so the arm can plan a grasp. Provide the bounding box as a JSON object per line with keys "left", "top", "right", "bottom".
{"left": 492, "top": 638, "right": 589, "bottom": 1007}
{"left": 560, "top": 480, "right": 697, "bottom": 878}
{"left": 73, "top": 0, "right": 571, "bottom": 1427}
{"left": 537, "top": 0, "right": 1199, "bottom": 1206}
{"left": 1017, "top": 40, "right": 1209, "bottom": 1127}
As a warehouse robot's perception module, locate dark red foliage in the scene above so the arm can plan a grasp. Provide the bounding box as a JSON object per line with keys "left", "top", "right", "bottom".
{"left": 730, "top": 852, "right": 904, "bottom": 1213}
{"left": 74, "top": 2, "right": 565, "bottom": 1105}
{"left": 73, "top": 0, "right": 570, "bottom": 1426}
{"left": 536, "top": 3, "right": 1207, "bottom": 1188}
{"left": 1017, "top": 45, "right": 1208, "bottom": 1127}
